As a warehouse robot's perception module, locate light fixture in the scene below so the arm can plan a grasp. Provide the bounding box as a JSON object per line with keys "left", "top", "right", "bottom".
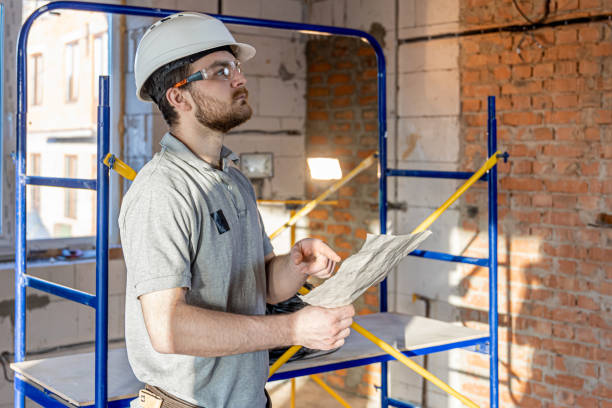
{"left": 307, "top": 157, "right": 342, "bottom": 180}
{"left": 240, "top": 152, "right": 274, "bottom": 179}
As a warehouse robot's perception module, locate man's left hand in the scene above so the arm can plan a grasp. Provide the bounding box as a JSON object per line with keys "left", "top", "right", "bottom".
{"left": 290, "top": 238, "right": 341, "bottom": 279}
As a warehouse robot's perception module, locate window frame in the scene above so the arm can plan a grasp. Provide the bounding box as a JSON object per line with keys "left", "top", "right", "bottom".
{"left": 64, "top": 39, "right": 79, "bottom": 103}
{"left": 63, "top": 154, "right": 78, "bottom": 219}
{"left": 0, "top": 11, "right": 117, "bottom": 259}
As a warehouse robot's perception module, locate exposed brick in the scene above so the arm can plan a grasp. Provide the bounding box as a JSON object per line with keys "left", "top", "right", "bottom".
{"left": 493, "top": 65, "right": 511, "bottom": 80}
{"left": 332, "top": 96, "right": 350, "bottom": 107}
{"left": 545, "top": 78, "right": 578, "bottom": 92}
{"left": 533, "top": 63, "right": 554, "bottom": 78}
{"left": 545, "top": 180, "right": 588, "bottom": 193}
{"left": 333, "top": 84, "right": 355, "bottom": 96}
{"left": 501, "top": 177, "right": 543, "bottom": 191}
{"left": 533, "top": 127, "right": 553, "bottom": 140}
{"left": 309, "top": 134, "right": 328, "bottom": 145}
{"left": 502, "top": 112, "right": 541, "bottom": 125}
{"left": 555, "top": 28, "right": 578, "bottom": 44}
{"left": 327, "top": 73, "right": 350, "bottom": 84}
{"left": 592, "top": 42, "right": 612, "bottom": 57}
{"left": 545, "top": 110, "right": 580, "bottom": 124}
{"left": 595, "top": 110, "right": 612, "bottom": 124}
{"left": 552, "top": 94, "right": 578, "bottom": 109}
{"left": 309, "top": 62, "right": 332, "bottom": 73}
{"left": 308, "top": 209, "right": 329, "bottom": 220}
{"left": 333, "top": 110, "right": 354, "bottom": 120}
{"left": 327, "top": 224, "right": 351, "bottom": 235}
{"left": 308, "top": 111, "right": 329, "bottom": 120}
{"left": 579, "top": 26, "right": 600, "bottom": 42}
{"left": 335, "top": 60, "right": 354, "bottom": 70}
{"left": 308, "top": 87, "right": 329, "bottom": 97}
{"left": 512, "top": 65, "right": 531, "bottom": 79}
{"left": 542, "top": 144, "right": 583, "bottom": 158}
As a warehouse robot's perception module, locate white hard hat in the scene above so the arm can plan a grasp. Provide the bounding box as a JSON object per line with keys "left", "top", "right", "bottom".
{"left": 134, "top": 12, "right": 256, "bottom": 102}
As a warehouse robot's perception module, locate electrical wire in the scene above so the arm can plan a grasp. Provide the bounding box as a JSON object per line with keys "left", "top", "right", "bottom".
{"left": 0, "top": 352, "right": 13, "bottom": 383}
{"left": 398, "top": 13, "right": 612, "bottom": 44}
{"left": 512, "top": 0, "right": 551, "bottom": 25}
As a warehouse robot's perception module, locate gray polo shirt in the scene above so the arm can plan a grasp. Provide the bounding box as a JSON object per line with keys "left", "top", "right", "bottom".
{"left": 119, "top": 133, "right": 273, "bottom": 408}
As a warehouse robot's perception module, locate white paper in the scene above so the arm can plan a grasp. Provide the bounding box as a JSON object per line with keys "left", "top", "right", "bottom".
{"left": 300, "top": 231, "right": 431, "bottom": 308}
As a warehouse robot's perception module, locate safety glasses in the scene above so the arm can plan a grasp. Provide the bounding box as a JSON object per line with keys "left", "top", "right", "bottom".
{"left": 173, "top": 60, "right": 242, "bottom": 88}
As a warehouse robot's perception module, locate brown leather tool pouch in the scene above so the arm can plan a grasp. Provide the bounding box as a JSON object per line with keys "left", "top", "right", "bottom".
{"left": 138, "top": 388, "right": 162, "bottom": 408}
{"left": 139, "top": 385, "right": 201, "bottom": 408}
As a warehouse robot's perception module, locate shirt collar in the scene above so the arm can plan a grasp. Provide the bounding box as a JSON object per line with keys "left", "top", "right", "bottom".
{"left": 160, "top": 132, "right": 240, "bottom": 172}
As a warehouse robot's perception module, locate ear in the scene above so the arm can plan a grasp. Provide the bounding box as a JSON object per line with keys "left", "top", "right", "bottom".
{"left": 165, "top": 87, "right": 193, "bottom": 113}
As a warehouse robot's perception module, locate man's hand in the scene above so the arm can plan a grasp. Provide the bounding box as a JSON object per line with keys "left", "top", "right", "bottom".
{"left": 290, "top": 238, "right": 341, "bottom": 279}
{"left": 291, "top": 304, "right": 355, "bottom": 350}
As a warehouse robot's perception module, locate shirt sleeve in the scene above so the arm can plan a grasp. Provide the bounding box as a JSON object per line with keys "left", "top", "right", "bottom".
{"left": 259, "top": 211, "right": 275, "bottom": 257}
{"left": 120, "top": 183, "right": 193, "bottom": 299}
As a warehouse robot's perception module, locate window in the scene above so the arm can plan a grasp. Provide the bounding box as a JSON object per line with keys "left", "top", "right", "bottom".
{"left": 65, "top": 41, "right": 79, "bottom": 102}
{"left": 28, "top": 153, "right": 41, "bottom": 212}
{"left": 92, "top": 32, "right": 108, "bottom": 100}
{"left": 31, "top": 53, "right": 43, "bottom": 106}
{"left": 64, "top": 155, "right": 77, "bottom": 219}
{"left": 15, "top": 7, "right": 113, "bottom": 246}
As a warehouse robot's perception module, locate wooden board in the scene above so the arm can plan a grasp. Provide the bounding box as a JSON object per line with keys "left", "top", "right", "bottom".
{"left": 275, "top": 312, "right": 488, "bottom": 374}
{"left": 11, "top": 348, "right": 142, "bottom": 406}
{"left": 11, "top": 313, "right": 488, "bottom": 405}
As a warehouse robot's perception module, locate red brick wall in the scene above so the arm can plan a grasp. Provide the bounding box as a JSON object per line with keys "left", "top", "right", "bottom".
{"left": 459, "top": 1, "right": 611, "bottom": 407}
{"left": 305, "top": 36, "right": 380, "bottom": 397}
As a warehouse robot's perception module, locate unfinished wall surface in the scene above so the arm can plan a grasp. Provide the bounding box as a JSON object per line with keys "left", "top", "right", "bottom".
{"left": 390, "top": 1, "right": 464, "bottom": 406}
{"left": 308, "top": 1, "right": 611, "bottom": 408}
{"left": 0, "top": 1, "right": 307, "bottom": 407}
{"left": 457, "top": 1, "right": 612, "bottom": 407}
{"left": 304, "top": 0, "right": 397, "bottom": 402}
{"left": 304, "top": 34, "right": 381, "bottom": 398}
{"left": 0, "top": 0, "right": 21, "bottom": 254}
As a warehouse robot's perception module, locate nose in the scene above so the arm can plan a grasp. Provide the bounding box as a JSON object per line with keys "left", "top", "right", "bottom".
{"left": 231, "top": 69, "right": 247, "bottom": 88}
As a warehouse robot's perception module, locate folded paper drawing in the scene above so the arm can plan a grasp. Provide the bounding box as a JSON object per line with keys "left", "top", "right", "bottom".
{"left": 300, "top": 231, "right": 432, "bottom": 307}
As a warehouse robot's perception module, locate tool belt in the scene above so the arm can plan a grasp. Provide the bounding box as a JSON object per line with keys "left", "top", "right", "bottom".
{"left": 138, "top": 384, "right": 272, "bottom": 408}
{"left": 139, "top": 385, "right": 201, "bottom": 408}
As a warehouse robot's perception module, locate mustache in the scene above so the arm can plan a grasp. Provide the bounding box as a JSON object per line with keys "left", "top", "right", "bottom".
{"left": 233, "top": 88, "right": 248, "bottom": 99}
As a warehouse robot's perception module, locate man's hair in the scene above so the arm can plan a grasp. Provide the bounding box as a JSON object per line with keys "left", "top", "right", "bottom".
{"left": 141, "top": 46, "right": 235, "bottom": 127}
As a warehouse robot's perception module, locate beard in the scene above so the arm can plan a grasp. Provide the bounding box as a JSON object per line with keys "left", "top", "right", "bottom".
{"left": 191, "top": 87, "right": 252, "bottom": 133}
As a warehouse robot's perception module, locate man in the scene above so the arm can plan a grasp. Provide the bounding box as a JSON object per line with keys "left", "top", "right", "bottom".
{"left": 119, "top": 12, "right": 354, "bottom": 408}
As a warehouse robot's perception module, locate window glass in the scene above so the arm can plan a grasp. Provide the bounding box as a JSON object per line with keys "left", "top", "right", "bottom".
{"left": 24, "top": 8, "right": 109, "bottom": 240}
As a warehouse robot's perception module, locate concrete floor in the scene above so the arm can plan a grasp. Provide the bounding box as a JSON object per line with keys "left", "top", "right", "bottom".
{"left": 266, "top": 377, "right": 378, "bottom": 408}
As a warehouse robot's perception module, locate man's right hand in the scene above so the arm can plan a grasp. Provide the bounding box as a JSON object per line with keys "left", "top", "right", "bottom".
{"left": 291, "top": 304, "right": 355, "bottom": 350}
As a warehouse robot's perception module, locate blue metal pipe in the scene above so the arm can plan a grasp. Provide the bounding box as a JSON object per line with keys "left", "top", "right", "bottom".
{"left": 269, "top": 336, "right": 488, "bottom": 381}
{"left": 387, "top": 168, "right": 488, "bottom": 181}
{"left": 95, "top": 76, "right": 110, "bottom": 408}
{"left": 16, "top": 3, "right": 390, "bottom": 408}
{"left": 387, "top": 397, "right": 419, "bottom": 408}
{"left": 487, "top": 96, "right": 499, "bottom": 408}
{"left": 14, "top": 377, "right": 69, "bottom": 408}
{"left": 408, "top": 250, "right": 489, "bottom": 267}
{"left": 25, "top": 176, "right": 97, "bottom": 190}
{"left": 24, "top": 274, "right": 96, "bottom": 307}
{"left": 14, "top": 1, "right": 27, "bottom": 407}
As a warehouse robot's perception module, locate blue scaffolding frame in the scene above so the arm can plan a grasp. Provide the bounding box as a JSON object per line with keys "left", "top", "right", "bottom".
{"left": 13, "top": 2, "right": 499, "bottom": 408}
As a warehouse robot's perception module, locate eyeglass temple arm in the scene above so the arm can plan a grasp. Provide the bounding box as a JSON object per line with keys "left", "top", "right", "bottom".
{"left": 173, "top": 71, "right": 204, "bottom": 88}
